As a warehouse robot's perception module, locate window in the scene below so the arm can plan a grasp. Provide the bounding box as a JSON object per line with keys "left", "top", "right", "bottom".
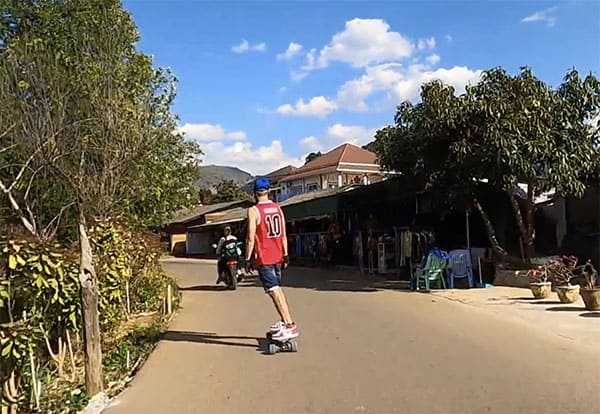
{"left": 306, "top": 183, "right": 319, "bottom": 192}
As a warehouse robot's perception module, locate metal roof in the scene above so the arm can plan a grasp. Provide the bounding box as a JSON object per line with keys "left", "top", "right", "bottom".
{"left": 188, "top": 185, "right": 361, "bottom": 229}
{"left": 192, "top": 207, "right": 248, "bottom": 228}
{"left": 279, "top": 185, "right": 360, "bottom": 207}
{"left": 168, "top": 200, "right": 248, "bottom": 225}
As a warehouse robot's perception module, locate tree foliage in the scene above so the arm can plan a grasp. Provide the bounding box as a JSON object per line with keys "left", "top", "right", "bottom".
{"left": 213, "top": 179, "right": 248, "bottom": 203}
{"left": 0, "top": 0, "right": 202, "bottom": 400}
{"left": 369, "top": 66, "right": 600, "bottom": 259}
{"left": 305, "top": 151, "right": 323, "bottom": 164}
{"left": 0, "top": 0, "right": 202, "bottom": 237}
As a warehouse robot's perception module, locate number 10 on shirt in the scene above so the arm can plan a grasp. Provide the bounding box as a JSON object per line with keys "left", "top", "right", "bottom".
{"left": 265, "top": 213, "right": 282, "bottom": 238}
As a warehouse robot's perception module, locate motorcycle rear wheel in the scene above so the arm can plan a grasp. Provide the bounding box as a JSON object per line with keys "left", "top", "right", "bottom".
{"left": 228, "top": 265, "right": 237, "bottom": 290}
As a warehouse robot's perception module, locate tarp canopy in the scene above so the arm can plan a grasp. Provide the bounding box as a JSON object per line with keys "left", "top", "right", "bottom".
{"left": 190, "top": 207, "right": 247, "bottom": 229}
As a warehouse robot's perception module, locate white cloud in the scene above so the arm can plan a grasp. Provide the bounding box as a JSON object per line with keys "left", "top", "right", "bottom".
{"left": 279, "top": 86, "right": 287, "bottom": 93}
{"left": 178, "top": 123, "right": 246, "bottom": 141}
{"left": 303, "top": 18, "right": 413, "bottom": 70}
{"left": 521, "top": 7, "right": 558, "bottom": 27}
{"left": 277, "top": 42, "right": 303, "bottom": 61}
{"left": 417, "top": 37, "right": 436, "bottom": 50}
{"left": 339, "top": 63, "right": 481, "bottom": 113}
{"left": 276, "top": 96, "right": 337, "bottom": 118}
{"left": 300, "top": 124, "right": 378, "bottom": 152}
{"left": 336, "top": 63, "right": 404, "bottom": 111}
{"left": 300, "top": 136, "right": 322, "bottom": 152}
{"left": 253, "top": 42, "right": 267, "bottom": 52}
{"left": 231, "top": 38, "right": 267, "bottom": 53}
{"left": 231, "top": 39, "right": 249, "bottom": 53}
{"left": 445, "top": 34, "right": 453, "bottom": 42}
{"left": 326, "top": 123, "right": 377, "bottom": 145}
{"left": 277, "top": 63, "right": 481, "bottom": 118}
{"left": 201, "top": 140, "right": 304, "bottom": 175}
{"left": 426, "top": 54, "right": 441, "bottom": 65}
{"left": 290, "top": 69, "right": 309, "bottom": 82}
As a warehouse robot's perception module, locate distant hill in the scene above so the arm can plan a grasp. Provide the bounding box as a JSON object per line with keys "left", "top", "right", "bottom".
{"left": 197, "top": 165, "right": 253, "bottom": 191}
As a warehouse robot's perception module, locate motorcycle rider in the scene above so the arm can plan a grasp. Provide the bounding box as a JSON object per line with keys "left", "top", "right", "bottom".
{"left": 216, "top": 226, "right": 240, "bottom": 284}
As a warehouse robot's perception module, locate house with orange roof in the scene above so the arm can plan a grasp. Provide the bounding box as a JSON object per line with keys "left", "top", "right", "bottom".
{"left": 277, "top": 143, "right": 385, "bottom": 200}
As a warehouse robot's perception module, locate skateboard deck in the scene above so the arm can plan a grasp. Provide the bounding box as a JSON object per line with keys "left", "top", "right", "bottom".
{"left": 265, "top": 332, "right": 298, "bottom": 354}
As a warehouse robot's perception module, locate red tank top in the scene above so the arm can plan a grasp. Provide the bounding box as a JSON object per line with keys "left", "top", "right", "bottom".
{"left": 253, "top": 201, "right": 285, "bottom": 266}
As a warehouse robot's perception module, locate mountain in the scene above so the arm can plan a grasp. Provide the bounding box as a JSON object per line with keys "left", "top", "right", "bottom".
{"left": 197, "top": 165, "right": 253, "bottom": 191}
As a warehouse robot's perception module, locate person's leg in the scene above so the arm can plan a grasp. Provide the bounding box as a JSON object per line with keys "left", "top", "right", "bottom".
{"left": 268, "top": 288, "right": 293, "bottom": 324}
{"left": 216, "top": 259, "right": 224, "bottom": 283}
{"left": 258, "top": 265, "right": 298, "bottom": 338}
{"left": 258, "top": 265, "right": 290, "bottom": 322}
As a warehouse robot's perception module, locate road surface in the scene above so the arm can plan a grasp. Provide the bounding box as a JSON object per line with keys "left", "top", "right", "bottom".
{"left": 105, "top": 259, "right": 599, "bottom": 414}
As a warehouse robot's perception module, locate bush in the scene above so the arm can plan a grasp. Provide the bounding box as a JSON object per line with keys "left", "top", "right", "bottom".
{"left": 0, "top": 220, "right": 177, "bottom": 413}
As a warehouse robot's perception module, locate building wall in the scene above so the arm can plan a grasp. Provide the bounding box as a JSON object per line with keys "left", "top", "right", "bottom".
{"left": 170, "top": 233, "right": 187, "bottom": 256}
{"left": 280, "top": 170, "right": 383, "bottom": 199}
{"left": 186, "top": 231, "right": 211, "bottom": 255}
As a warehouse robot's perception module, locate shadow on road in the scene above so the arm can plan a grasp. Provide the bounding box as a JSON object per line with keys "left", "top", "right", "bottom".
{"left": 579, "top": 312, "right": 600, "bottom": 318}
{"left": 179, "top": 285, "right": 229, "bottom": 291}
{"left": 164, "top": 261, "right": 412, "bottom": 293}
{"left": 240, "top": 267, "right": 411, "bottom": 293}
{"left": 546, "top": 306, "right": 587, "bottom": 312}
{"left": 529, "top": 300, "right": 562, "bottom": 305}
{"left": 162, "top": 330, "right": 264, "bottom": 349}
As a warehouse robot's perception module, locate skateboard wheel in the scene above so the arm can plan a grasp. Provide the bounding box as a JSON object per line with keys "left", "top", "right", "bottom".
{"left": 289, "top": 341, "right": 298, "bottom": 352}
{"left": 268, "top": 343, "right": 277, "bottom": 354}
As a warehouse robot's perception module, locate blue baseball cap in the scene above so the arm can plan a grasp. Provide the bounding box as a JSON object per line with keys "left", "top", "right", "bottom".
{"left": 253, "top": 177, "right": 271, "bottom": 192}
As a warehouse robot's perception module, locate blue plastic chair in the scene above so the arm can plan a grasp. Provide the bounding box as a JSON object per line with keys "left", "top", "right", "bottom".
{"left": 447, "top": 249, "right": 474, "bottom": 288}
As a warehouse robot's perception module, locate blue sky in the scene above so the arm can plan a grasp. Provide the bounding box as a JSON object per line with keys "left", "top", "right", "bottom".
{"left": 123, "top": 0, "right": 599, "bottom": 175}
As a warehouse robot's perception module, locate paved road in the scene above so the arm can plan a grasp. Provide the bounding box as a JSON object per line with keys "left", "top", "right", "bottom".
{"left": 105, "top": 259, "right": 599, "bottom": 414}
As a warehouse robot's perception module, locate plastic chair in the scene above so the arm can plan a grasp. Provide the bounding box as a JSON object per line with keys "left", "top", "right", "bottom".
{"left": 412, "top": 252, "right": 448, "bottom": 291}
{"left": 447, "top": 249, "right": 474, "bottom": 288}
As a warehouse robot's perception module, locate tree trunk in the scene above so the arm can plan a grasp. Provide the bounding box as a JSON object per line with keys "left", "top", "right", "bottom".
{"left": 524, "top": 184, "right": 536, "bottom": 259}
{"left": 507, "top": 190, "right": 528, "bottom": 260}
{"left": 78, "top": 210, "right": 104, "bottom": 396}
{"left": 472, "top": 198, "right": 508, "bottom": 257}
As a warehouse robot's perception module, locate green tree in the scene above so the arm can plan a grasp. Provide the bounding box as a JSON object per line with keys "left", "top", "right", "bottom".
{"left": 0, "top": 0, "right": 201, "bottom": 396}
{"left": 369, "top": 67, "right": 600, "bottom": 260}
{"left": 213, "top": 179, "right": 248, "bottom": 203}
{"left": 305, "top": 151, "right": 322, "bottom": 164}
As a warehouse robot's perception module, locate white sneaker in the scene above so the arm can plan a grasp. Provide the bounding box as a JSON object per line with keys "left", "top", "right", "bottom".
{"left": 269, "top": 320, "right": 284, "bottom": 332}
{"left": 271, "top": 324, "right": 299, "bottom": 342}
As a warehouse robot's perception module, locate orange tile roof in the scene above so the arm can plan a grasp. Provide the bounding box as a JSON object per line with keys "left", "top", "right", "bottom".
{"left": 280, "top": 144, "right": 380, "bottom": 182}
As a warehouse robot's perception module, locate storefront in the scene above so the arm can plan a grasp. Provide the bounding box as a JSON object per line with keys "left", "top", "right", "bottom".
{"left": 280, "top": 187, "right": 356, "bottom": 267}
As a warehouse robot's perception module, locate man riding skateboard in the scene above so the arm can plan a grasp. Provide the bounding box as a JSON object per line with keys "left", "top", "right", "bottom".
{"left": 245, "top": 177, "right": 299, "bottom": 342}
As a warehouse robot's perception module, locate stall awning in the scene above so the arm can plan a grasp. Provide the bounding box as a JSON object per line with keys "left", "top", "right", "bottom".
{"left": 283, "top": 196, "right": 338, "bottom": 221}
{"left": 189, "top": 207, "right": 248, "bottom": 230}
{"left": 291, "top": 213, "right": 332, "bottom": 221}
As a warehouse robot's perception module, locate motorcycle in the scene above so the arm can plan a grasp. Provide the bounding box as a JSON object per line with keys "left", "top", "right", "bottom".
{"left": 212, "top": 240, "right": 244, "bottom": 290}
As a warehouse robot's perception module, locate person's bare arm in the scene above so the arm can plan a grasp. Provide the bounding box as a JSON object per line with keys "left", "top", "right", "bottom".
{"left": 281, "top": 209, "right": 288, "bottom": 257}
{"left": 245, "top": 207, "right": 257, "bottom": 262}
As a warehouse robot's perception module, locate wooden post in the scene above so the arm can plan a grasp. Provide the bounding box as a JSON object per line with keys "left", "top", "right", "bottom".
{"left": 66, "top": 331, "right": 76, "bottom": 381}
{"left": 125, "top": 279, "right": 131, "bottom": 316}
{"left": 29, "top": 346, "right": 39, "bottom": 410}
{"left": 78, "top": 213, "right": 104, "bottom": 396}
{"left": 167, "top": 284, "right": 172, "bottom": 315}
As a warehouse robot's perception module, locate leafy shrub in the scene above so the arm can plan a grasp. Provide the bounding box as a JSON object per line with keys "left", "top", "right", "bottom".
{"left": 0, "top": 220, "right": 177, "bottom": 413}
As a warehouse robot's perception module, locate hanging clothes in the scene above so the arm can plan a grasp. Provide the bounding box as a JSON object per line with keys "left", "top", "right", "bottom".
{"left": 295, "top": 234, "right": 302, "bottom": 257}
{"left": 403, "top": 231, "right": 413, "bottom": 259}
